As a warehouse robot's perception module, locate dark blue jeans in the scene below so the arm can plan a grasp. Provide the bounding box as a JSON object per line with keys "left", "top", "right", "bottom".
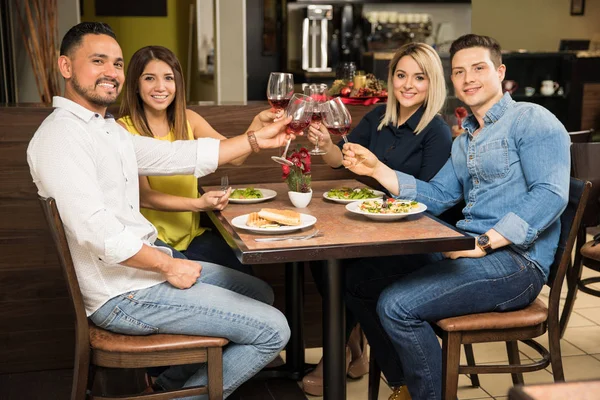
{"left": 376, "top": 248, "right": 545, "bottom": 400}
{"left": 182, "top": 230, "right": 253, "bottom": 275}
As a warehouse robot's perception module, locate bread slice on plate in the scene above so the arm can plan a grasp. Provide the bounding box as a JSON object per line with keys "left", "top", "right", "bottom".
{"left": 246, "top": 212, "right": 273, "bottom": 227}
{"left": 258, "top": 208, "right": 301, "bottom": 226}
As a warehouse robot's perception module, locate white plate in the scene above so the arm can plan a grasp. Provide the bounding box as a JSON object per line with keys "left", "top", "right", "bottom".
{"left": 323, "top": 189, "right": 385, "bottom": 204}
{"left": 345, "top": 199, "right": 427, "bottom": 221}
{"left": 228, "top": 188, "right": 277, "bottom": 204}
{"left": 231, "top": 213, "right": 317, "bottom": 234}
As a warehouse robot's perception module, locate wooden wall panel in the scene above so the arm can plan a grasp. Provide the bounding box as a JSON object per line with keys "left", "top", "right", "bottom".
{"left": 581, "top": 83, "right": 600, "bottom": 131}
{"left": 0, "top": 102, "right": 375, "bottom": 374}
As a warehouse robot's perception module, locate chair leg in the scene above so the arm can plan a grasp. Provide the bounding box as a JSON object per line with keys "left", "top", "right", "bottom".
{"left": 560, "top": 230, "right": 586, "bottom": 338}
{"left": 505, "top": 341, "right": 524, "bottom": 385}
{"left": 368, "top": 351, "right": 381, "bottom": 400}
{"left": 207, "top": 347, "right": 224, "bottom": 400}
{"left": 548, "top": 320, "right": 565, "bottom": 382}
{"left": 442, "top": 332, "right": 461, "bottom": 400}
{"left": 463, "top": 344, "right": 480, "bottom": 388}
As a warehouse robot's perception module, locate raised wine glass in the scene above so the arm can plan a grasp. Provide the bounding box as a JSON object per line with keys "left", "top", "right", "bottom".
{"left": 267, "top": 72, "right": 294, "bottom": 115}
{"left": 322, "top": 97, "right": 352, "bottom": 143}
{"left": 304, "top": 83, "right": 329, "bottom": 156}
{"left": 271, "top": 93, "right": 313, "bottom": 166}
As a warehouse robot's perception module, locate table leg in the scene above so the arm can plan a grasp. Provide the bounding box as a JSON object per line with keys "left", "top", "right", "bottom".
{"left": 323, "top": 258, "right": 346, "bottom": 400}
{"left": 285, "top": 261, "right": 305, "bottom": 379}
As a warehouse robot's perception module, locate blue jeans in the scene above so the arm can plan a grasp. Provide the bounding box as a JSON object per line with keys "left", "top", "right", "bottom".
{"left": 183, "top": 230, "right": 254, "bottom": 275}
{"left": 376, "top": 248, "right": 545, "bottom": 400}
{"left": 90, "top": 262, "right": 290, "bottom": 399}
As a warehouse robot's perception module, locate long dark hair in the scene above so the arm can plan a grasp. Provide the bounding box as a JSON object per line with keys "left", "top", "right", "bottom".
{"left": 120, "top": 46, "right": 187, "bottom": 140}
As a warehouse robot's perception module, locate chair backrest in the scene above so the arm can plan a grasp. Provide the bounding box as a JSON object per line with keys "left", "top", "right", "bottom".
{"left": 547, "top": 179, "right": 591, "bottom": 319}
{"left": 571, "top": 142, "right": 600, "bottom": 228}
{"left": 568, "top": 129, "right": 594, "bottom": 143}
{"left": 39, "top": 197, "right": 91, "bottom": 346}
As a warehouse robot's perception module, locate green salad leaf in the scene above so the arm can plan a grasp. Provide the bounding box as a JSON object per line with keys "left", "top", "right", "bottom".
{"left": 327, "top": 187, "right": 378, "bottom": 200}
{"left": 230, "top": 187, "right": 263, "bottom": 199}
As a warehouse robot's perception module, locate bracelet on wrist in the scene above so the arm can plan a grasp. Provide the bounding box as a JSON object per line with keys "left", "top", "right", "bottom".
{"left": 246, "top": 130, "right": 260, "bottom": 153}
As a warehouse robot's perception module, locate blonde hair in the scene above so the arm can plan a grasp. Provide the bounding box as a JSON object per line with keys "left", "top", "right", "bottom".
{"left": 378, "top": 43, "right": 446, "bottom": 134}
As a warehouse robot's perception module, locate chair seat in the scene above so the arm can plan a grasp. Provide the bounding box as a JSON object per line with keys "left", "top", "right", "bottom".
{"left": 90, "top": 325, "right": 229, "bottom": 353}
{"left": 581, "top": 240, "right": 600, "bottom": 263}
{"left": 436, "top": 298, "right": 548, "bottom": 332}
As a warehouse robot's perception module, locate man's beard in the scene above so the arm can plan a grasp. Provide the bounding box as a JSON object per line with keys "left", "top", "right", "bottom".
{"left": 71, "top": 75, "right": 120, "bottom": 107}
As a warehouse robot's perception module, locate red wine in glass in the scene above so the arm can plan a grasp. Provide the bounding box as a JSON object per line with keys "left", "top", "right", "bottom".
{"left": 268, "top": 97, "right": 290, "bottom": 111}
{"left": 327, "top": 125, "right": 351, "bottom": 137}
{"left": 311, "top": 112, "right": 323, "bottom": 123}
{"left": 286, "top": 120, "right": 310, "bottom": 135}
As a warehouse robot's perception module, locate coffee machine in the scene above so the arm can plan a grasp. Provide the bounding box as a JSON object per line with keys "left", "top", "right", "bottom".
{"left": 302, "top": 5, "right": 333, "bottom": 72}
{"left": 287, "top": 3, "right": 364, "bottom": 75}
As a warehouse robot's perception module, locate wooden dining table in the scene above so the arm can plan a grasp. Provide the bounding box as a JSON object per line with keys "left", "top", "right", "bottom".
{"left": 203, "top": 179, "right": 475, "bottom": 400}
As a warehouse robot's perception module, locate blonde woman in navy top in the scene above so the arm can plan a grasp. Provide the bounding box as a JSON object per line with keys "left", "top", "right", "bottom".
{"left": 303, "top": 43, "right": 452, "bottom": 399}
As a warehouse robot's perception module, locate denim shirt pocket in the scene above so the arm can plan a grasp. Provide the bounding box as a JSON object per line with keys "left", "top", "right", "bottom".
{"left": 476, "top": 138, "right": 509, "bottom": 181}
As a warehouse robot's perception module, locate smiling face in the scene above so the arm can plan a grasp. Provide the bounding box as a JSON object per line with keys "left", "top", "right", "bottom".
{"left": 392, "top": 55, "right": 429, "bottom": 113}
{"left": 59, "top": 33, "right": 124, "bottom": 113}
{"left": 138, "top": 59, "right": 176, "bottom": 112}
{"left": 451, "top": 47, "right": 505, "bottom": 116}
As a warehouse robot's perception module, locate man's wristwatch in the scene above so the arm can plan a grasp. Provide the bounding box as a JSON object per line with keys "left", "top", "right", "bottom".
{"left": 476, "top": 234, "right": 493, "bottom": 254}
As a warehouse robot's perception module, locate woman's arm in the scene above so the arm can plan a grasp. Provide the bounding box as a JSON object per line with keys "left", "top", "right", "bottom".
{"left": 186, "top": 109, "right": 248, "bottom": 165}
{"left": 416, "top": 119, "right": 452, "bottom": 181}
{"left": 138, "top": 175, "right": 232, "bottom": 212}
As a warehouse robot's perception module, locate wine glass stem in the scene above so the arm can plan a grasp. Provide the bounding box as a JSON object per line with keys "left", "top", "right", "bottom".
{"left": 342, "top": 135, "right": 349, "bottom": 144}
{"left": 281, "top": 138, "right": 292, "bottom": 158}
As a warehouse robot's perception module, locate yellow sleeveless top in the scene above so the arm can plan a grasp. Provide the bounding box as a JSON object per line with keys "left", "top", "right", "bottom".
{"left": 118, "top": 115, "right": 206, "bottom": 251}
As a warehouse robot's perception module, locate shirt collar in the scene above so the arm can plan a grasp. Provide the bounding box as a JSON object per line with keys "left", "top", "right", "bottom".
{"left": 462, "top": 92, "right": 514, "bottom": 134}
{"left": 52, "top": 96, "right": 106, "bottom": 123}
{"left": 399, "top": 106, "right": 425, "bottom": 131}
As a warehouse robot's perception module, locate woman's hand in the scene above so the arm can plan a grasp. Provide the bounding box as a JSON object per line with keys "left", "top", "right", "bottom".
{"left": 307, "top": 123, "right": 333, "bottom": 152}
{"left": 194, "top": 188, "right": 231, "bottom": 211}
{"left": 342, "top": 143, "right": 380, "bottom": 176}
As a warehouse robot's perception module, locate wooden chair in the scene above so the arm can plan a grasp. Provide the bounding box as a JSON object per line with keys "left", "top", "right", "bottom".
{"left": 568, "top": 128, "right": 594, "bottom": 143}
{"left": 560, "top": 142, "right": 600, "bottom": 337}
{"left": 39, "top": 197, "right": 229, "bottom": 400}
{"left": 367, "top": 178, "right": 590, "bottom": 400}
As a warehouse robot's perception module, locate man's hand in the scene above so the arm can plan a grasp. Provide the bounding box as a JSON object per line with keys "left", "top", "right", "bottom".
{"left": 254, "top": 116, "right": 294, "bottom": 149}
{"left": 193, "top": 188, "right": 231, "bottom": 211}
{"left": 341, "top": 142, "right": 379, "bottom": 176}
{"left": 163, "top": 258, "right": 202, "bottom": 289}
{"left": 443, "top": 246, "right": 486, "bottom": 260}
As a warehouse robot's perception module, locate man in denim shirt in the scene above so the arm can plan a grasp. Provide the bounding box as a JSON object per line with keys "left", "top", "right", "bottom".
{"left": 342, "top": 34, "right": 570, "bottom": 400}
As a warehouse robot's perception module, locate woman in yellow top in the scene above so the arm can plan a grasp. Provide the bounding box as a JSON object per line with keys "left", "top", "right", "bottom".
{"left": 118, "top": 46, "right": 275, "bottom": 273}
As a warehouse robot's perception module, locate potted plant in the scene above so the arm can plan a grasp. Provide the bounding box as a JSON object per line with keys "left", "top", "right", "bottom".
{"left": 282, "top": 146, "right": 312, "bottom": 208}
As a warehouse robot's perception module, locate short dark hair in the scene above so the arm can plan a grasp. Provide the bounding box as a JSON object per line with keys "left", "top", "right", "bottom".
{"left": 450, "top": 34, "right": 502, "bottom": 68}
{"left": 60, "top": 22, "right": 116, "bottom": 56}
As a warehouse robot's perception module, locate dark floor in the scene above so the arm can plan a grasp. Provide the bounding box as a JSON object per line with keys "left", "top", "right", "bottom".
{"left": 0, "top": 368, "right": 308, "bottom": 400}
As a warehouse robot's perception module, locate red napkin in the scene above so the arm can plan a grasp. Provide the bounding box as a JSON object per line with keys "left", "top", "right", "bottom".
{"left": 339, "top": 96, "right": 386, "bottom": 106}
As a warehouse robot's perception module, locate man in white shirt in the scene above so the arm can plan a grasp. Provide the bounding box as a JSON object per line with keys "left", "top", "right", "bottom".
{"left": 28, "top": 22, "right": 292, "bottom": 397}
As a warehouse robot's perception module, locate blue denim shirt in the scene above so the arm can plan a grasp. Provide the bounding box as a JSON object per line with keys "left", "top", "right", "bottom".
{"left": 394, "top": 93, "right": 570, "bottom": 278}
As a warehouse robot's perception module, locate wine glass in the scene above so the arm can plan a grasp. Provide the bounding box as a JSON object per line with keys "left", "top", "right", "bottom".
{"left": 304, "top": 83, "right": 329, "bottom": 156}
{"left": 267, "top": 72, "right": 294, "bottom": 115}
{"left": 271, "top": 93, "right": 313, "bottom": 166}
{"left": 322, "top": 97, "right": 352, "bottom": 143}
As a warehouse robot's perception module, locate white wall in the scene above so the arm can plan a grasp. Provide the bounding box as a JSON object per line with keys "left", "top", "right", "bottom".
{"left": 472, "top": 0, "right": 600, "bottom": 51}
{"left": 215, "top": 0, "right": 246, "bottom": 104}
{"left": 15, "top": 0, "right": 80, "bottom": 102}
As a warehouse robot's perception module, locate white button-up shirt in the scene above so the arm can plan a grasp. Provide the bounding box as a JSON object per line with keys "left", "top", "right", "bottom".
{"left": 27, "top": 97, "right": 220, "bottom": 315}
